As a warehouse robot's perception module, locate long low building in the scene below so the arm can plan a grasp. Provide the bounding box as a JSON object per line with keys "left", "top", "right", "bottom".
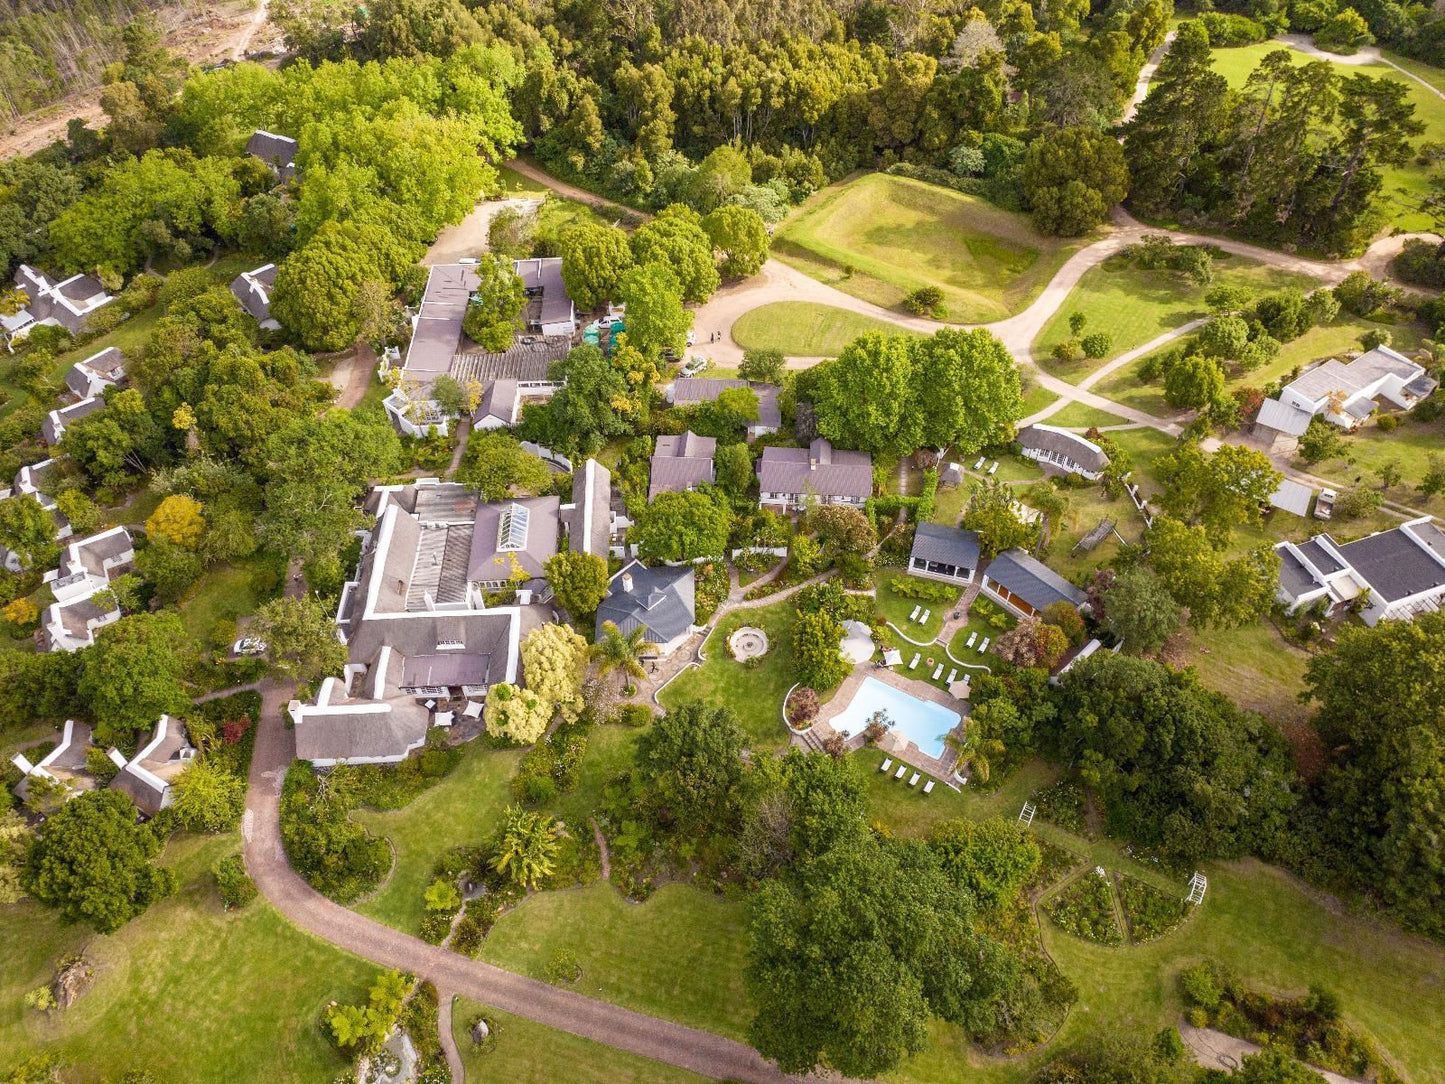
{"left": 670, "top": 377, "right": 782, "bottom": 439}
{"left": 758, "top": 438, "right": 872, "bottom": 513}
{"left": 1016, "top": 424, "right": 1109, "bottom": 480}
{"left": 908, "top": 522, "right": 981, "bottom": 586}
{"left": 981, "top": 548, "right": 1087, "bottom": 617}
{"left": 1275, "top": 516, "right": 1445, "bottom": 625}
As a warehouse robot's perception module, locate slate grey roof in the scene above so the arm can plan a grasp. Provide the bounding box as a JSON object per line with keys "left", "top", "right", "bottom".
{"left": 650, "top": 431, "right": 716, "bottom": 498}
{"left": 295, "top": 705, "right": 429, "bottom": 763}
{"left": 1406, "top": 373, "right": 1439, "bottom": 398}
{"left": 566, "top": 459, "right": 612, "bottom": 559}
{"left": 400, "top": 652, "right": 491, "bottom": 689}
{"left": 1297, "top": 537, "right": 1344, "bottom": 576}
{"left": 514, "top": 257, "right": 573, "bottom": 328}
{"left": 1256, "top": 397, "right": 1314, "bottom": 437}
{"left": 911, "top": 522, "right": 981, "bottom": 571}
{"left": 1277, "top": 546, "right": 1324, "bottom": 599}
{"left": 230, "top": 263, "right": 277, "bottom": 324}
{"left": 757, "top": 439, "right": 872, "bottom": 500}
{"left": 596, "top": 560, "right": 695, "bottom": 645}
{"left": 65, "top": 347, "right": 124, "bottom": 398}
{"left": 246, "top": 130, "right": 298, "bottom": 180}
{"left": 1336, "top": 524, "right": 1445, "bottom": 603}
{"left": 672, "top": 378, "right": 783, "bottom": 428}
{"left": 467, "top": 496, "right": 560, "bottom": 582}
{"left": 985, "top": 549, "right": 1086, "bottom": 610}
{"left": 42, "top": 396, "right": 104, "bottom": 445}
{"left": 1016, "top": 424, "right": 1109, "bottom": 472}
{"left": 473, "top": 379, "right": 520, "bottom": 426}
{"left": 1268, "top": 478, "right": 1314, "bottom": 517}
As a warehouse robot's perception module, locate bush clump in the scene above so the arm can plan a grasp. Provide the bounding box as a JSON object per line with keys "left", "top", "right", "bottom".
{"left": 1044, "top": 870, "right": 1122, "bottom": 945}
{"left": 1118, "top": 874, "right": 1190, "bottom": 942}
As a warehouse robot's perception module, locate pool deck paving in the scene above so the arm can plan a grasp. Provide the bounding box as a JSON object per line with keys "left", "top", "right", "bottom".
{"left": 814, "top": 665, "right": 965, "bottom": 784}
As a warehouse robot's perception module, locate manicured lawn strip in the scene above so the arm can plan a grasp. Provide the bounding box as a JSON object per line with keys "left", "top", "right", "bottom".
{"left": 730, "top": 301, "right": 915, "bottom": 357}
{"left": 353, "top": 743, "right": 523, "bottom": 933}
{"left": 1045, "top": 402, "right": 1128, "bottom": 429}
{"left": 1175, "top": 621, "right": 1312, "bottom": 730}
{"left": 659, "top": 601, "right": 799, "bottom": 750}
{"left": 0, "top": 834, "right": 373, "bottom": 1083}
{"left": 1019, "top": 383, "right": 1060, "bottom": 418}
{"left": 452, "top": 1000, "right": 707, "bottom": 1083}
{"left": 1033, "top": 257, "right": 1316, "bottom": 381}
{"left": 480, "top": 881, "right": 751, "bottom": 1039}
{"left": 1209, "top": 43, "right": 1445, "bottom": 232}
{"left": 929, "top": 481, "right": 969, "bottom": 526}
{"left": 775, "top": 173, "right": 1081, "bottom": 321}
{"left": 874, "top": 568, "right": 957, "bottom": 642}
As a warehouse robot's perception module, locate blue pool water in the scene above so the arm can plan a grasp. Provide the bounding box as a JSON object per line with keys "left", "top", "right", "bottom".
{"left": 829, "top": 676, "right": 961, "bottom": 760}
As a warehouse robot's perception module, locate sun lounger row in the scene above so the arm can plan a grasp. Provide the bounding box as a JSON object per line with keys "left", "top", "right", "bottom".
{"left": 978, "top": 637, "right": 990, "bottom": 653}
{"left": 878, "top": 757, "right": 936, "bottom": 795}
{"left": 908, "top": 652, "right": 921, "bottom": 670}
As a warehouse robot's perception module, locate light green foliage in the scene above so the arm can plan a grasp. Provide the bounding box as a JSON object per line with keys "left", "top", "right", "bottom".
{"left": 792, "top": 609, "right": 849, "bottom": 690}
{"left": 543, "top": 550, "right": 610, "bottom": 618}
{"left": 424, "top": 877, "right": 463, "bottom": 912}
{"left": 629, "top": 205, "right": 719, "bottom": 303}
{"left": 1156, "top": 441, "right": 1282, "bottom": 545}
{"left": 617, "top": 261, "right": 692, "bottom": 357}
{"left": 457, "top": 431, "right": 550, "bottom": 500}
{"left": 252, "top": 594, "right": 348, "bottom": 684}
{"left": 491, "top": 805, "right": 560, "bottom": 889}
{"left": 1145, "top": 517, "right": 1281, "bottom": 629}
{"left": 927, "top": 817, "right": 1041, "bottom": 914}
{"left": 170, "top": 760, "right": 247, "bottom": 832}
{"left": 540, "top": 345, "right": 634, "bottom": 456}
{"left": 79, "top": 612, "right": 190, "bottom": 746}
{"left": 703, "top": 205, "right": 769, "bottom": 278}
{"left": 633, "top": 489, "right": 731, "bottom": 562}
{"left": 559, "top": 222, "right": 634, "bottom": 310}
{"left": 483, "top": 682, "right": 553, "bottom": 745}
{"left": 1163, "top": 352, "right": 1226, "bottom": 409}
{"left": 520, "top": 623, "right": 589, "bottom": 725}
{"left": 0, "top": 494, "right": 59, "bottom": 570}
{"left": 0, "top": 810, "right": 31, "bottom": 904}
{"left": 962, "top": 478, "right": 1034, "bottom": 559}
{"left": 814, "top": 334, "right": 920, "bottom": 456}
{"left": 461, "top": 253, "right": 526, "bottom": 352}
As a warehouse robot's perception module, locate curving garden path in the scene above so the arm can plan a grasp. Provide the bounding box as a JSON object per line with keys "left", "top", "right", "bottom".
{"left": 240, "top": 679, "right": 805, "bottom": 1084}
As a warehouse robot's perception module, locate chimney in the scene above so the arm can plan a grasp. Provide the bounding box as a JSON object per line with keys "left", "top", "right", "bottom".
{"left": 809, "top": 456, "right": 817, "bottom": 470}
{"left": 621, "top": 572, "right": 634, "bottom": 593}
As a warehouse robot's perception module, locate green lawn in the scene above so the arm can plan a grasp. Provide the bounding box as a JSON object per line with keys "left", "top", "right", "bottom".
{"left": 352, "top": 744, "right": 524, "bottom": 934}
{"left": 659, "top": 601, "right": 800, "bottom": 750}
{"left": 774, "top": 173, "right": 1083, "bottom": 322}
{"left": 1046, "top": 402, "right": 1129, "bottom": 429}
{"left": 730, "top": 301, "right": 915, "bottom": 356}
{"left": 875, "top": 568, "right": 957, "bottom": 642}
{"left": 175, "top": 555, "right": 277, "bottom": 647}
{"left": 0, "top": 834, "right": 373, "bottom": 1083}
{"left": 1304, "top": 409, "right": 1445, "bottom": 510}
{"left": 1209, "top": 42, "right": 1445, "bottom": 232}
{"left": 1175, "top": 621, "right": 1313, "bottom": 733}
{"left": 1034, "top": 255, "right": 1318, "bottom": 382}
{"left": 1019, "top": 383, "right": 1061, "bottom": 418}
{"left": 481, "top": 881, "right": 751, "bottom": 1040}
{"left": 452, "top": 1000, "right": 706, "bottom": 1083}
{"left": 494, "top": 163, "right": 551, "bottom": 198}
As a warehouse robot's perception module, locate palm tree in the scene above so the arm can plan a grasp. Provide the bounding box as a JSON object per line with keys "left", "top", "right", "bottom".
{"left": 946, "top": 727, "right": 1006, "bottom": 785}
{"left": 592, "top": 620, "right": 656, "bottom": 694}
{"left": 492, "top": 805, "right": 560, "bottom": 890}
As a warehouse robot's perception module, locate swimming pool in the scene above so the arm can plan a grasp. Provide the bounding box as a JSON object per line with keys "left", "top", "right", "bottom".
{"left": 828, "top": 676, "right": 961, "bottom": 760}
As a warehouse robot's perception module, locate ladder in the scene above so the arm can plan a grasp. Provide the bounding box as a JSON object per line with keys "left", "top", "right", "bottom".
{"left": 1018, "top": 801, "right": 1037, "bottom": 827}
{"left": 1186, "top": 872, "right": 1208, "bottom": 905}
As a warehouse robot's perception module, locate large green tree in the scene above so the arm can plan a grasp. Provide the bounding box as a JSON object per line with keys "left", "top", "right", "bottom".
{"left": 559, "top": 222, "right": 633, "bottom": 311}
{"left": 78, "top": 613, "right": 190, "bottom": 746}
{"left": 460, "top": 253, "right": 525, "bottom": 352}
{"left": 813, "top": 334, "right": 920, "bottom": 456}
{"left": 537, "top": 345, "right": 633, "bottom": 457}
{"left": 628, "top": 205, "right": 719, "bottom": 303}
{"left": 457, "top": 431, "right": 551, "bottom": 500}
{"left": 632, "top": 490, "right": 731, "bottom": 562}
{"left": 909, "top": 328, "right": 1021, "bottom": 453}
{"left": 636, "top": 701, "right": 747, "bottom": 834}
{"left": 617, "top": 261, "right": 692, "bottom": 357}
{"left": 1021, "top": 125, "right": 1129, "bottom": 235}
{"left": 543, "top": 550, "right": 610, "bottom": 618}
{"left": 252, "top": 594, "right": 348, "bottom": 684}
{"left": 24, "top": 789, "right": 177, "bottom": 932}
{"left": 703, "top": 205, "right": 769, "bottom": 278}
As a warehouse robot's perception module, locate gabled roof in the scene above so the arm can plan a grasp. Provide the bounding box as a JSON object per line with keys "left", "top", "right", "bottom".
{"left": 230, "top": 263, "right": 277, "bottom": 324}
{"left": 246, "top": 130, "right": 298, "bottom": 179}
{"left": 672, "top": 378, "right": 783, "bottom": 428}
{"left": 566, "top": 458, "right": 612, "bottom": 559}
{"left": 473, "top": 379, "right": 520, "bottom": 426}
{"left": 1016, "top": 424, "right": 1109, "bottom": 472}
{"left": 911, "top": 522, "right": 981, "bottom": 570}
{"left": 513, "top": 257, "right": 573, "bottom": 327}
{"left": 42, "top": 396, "right": 104, "bottom": 445}
{"left": 650, "top": 430, "right": 716, "bottom": 498}
{"left": 595, "top": 560, "right": 695, "bottom": 645}
{"left": 1285, "top": 346, "right": 1422, "bottom": 402}
{"left": 467, "top": 495, "right": 560, "bottom": 582}
{"left": 1268, "top": 478, "right": 1314, "bottom": 517}
{"left": 65, "top": 347, "right": 125, "bottom": 398}
{"left": 1256, "top": 397, "right": 1314, "bottom": 437}
{"left": 1335, "top": 518, "right": 1445, "bottom": 603}
{"left": 985, "top": 549, "right": 1086, "bottom": 611}
{"left": 757, "top": 439, "right": 872, "bottom": 500}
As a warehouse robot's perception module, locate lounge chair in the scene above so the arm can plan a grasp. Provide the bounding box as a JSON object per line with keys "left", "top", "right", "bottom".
{"left": 965, "top": 632, "right": 977, "bottom": 648}
{"left": 908, "top": 773, "right": 920, "bottom": 786}
{"left": 974, "top": 456, "right": 986, "bottom": 470}
{"left": 920, "top": 609, "right": 930, "bottom": 624}
{"left": 879, "top": 758, "right": 893, "bottom": 773}
{"left": 932, "top": 664, "right": 944, "bottom": 680}
{"left": 923, "top": 780, "right": 935, "bottom": 794}
{"left": 895, "top": 764, "right": 908, "bottom": 779}
{"left": 946, "top": 668, "right": 957, "bottom": 684}
{"left": 908, "top": 652, "right": 921, "bottom": 670}
{"left": 909, "top": 605, "right": 921, "bottom": 622}
{"left": 978, "top": 637, "right": 990, "bottom": 653}
{"left": 988, "top": 461, "right": 999, "bottom": 475}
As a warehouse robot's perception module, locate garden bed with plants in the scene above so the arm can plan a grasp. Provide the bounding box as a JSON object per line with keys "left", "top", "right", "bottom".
{"left": 1117, "top": 873, "right": 1191, "bottom": 943}
{"left": 1033, "top": 776, "right": 1091, "bottom": 836}
{"left": 1179, "top": 961, "right": 1403, "bottom": 1084}
{"left": 1044, "top": 869, "right": 1123, "bottom": 945}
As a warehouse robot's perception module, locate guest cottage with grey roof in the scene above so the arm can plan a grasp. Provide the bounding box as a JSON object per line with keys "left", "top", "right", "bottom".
{"left": 758, "top": 438, "right": 872, "bottom": 512}
{"left": 649, "top": 431, "right": 716, "bottom": 499}
{"left": 1016, "top": 424, "right": 1109, "bottom": 480}
{"left": 909, "top": 523, "right": 982, "bottom": 585}
{"left": 1275, "top": 516, "right": 1445, "bottom": 625}
{"left": 595, "top": 559, "right": 697, "bottom": 658}
{"left": 981, "top": 549, "right": 1087, "bottom": 617}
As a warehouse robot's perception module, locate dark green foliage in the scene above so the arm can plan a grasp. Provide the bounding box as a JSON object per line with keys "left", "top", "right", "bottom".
{"left": 1045, "top": 871, "right": 1122, "bottom": 944}
{"left": 511, "top": 715, "right": 592, "bottom": 804}
{"left": 1117, "top": 874, "right": 1189, "bottom": 942}
{"left": 927, "top": 817, "right": 1041, "bottom": 914}
{"left": 636, "top": 702, "right": 747, "bottom": 835}
{"left": 24, "top": 790, "right": 177, "bottom": 932}
{"left": 212, "top": 853, "right": 258, "bottom": 910}
{"left": 278, "top": 762, "right": 390, "bottom": 903}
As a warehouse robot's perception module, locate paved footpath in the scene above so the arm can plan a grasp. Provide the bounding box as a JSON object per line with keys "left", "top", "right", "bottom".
{"left": 241, "top": 680, "right": 806, "bottom": 1083}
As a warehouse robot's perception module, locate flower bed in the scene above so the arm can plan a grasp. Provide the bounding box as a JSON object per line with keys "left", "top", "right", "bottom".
{"left": 1034, "top": 777, "right": 1090, "bottom": 836}
{"left": 1044, "top": 869, "right": 1122, "bottom": 945}
{"left": 1118, "top": 873, "right": 1190, "bottom": 942}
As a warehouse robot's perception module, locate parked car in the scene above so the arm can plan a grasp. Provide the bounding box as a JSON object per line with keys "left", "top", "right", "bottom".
{"left": 679, "top": 356, "right": 708, "bottom": 377}
{"left": 1315, "top": 488, "right": 1336, "bottom": 520}
{"left": 232, "top": 637, "right": 268, "bottom": 656}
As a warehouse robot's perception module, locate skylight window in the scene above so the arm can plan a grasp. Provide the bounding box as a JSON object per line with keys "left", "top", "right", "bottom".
{"left": 497, "top": 503, "right": 530, "bottom": 551}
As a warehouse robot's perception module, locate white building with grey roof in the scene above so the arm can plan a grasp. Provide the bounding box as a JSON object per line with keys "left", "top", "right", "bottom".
{"left": 41, "top": 526, "right": 134, "bottom": 652}
{"left": 909, "top": 523, "right": 982, "bottom": 585}
{"left": 65, "top": 346, "right": 126, "bottom": 400}
{"left": 229, "top": 263, "right": 280, "bottom": 329}
{"left": 1254, "top": 346, "right": 1437, "bottom": 449}
{"left": 981, "top": 549, "right": 1087, "bottom": 617}
{"left": 595, "top": 559, "right": 698, "bottom": 657}
{"left": 1016, "top": 424, "right": 1109, "bottom": 480}
{"left": 5, "top": 264, "right": 115, "bottom": 349}
{"left": 670, "top": 377, "right": 782, "bottom": 439}
{"left": 246, "top": 130, "right": 298, "bottom": 181}
{"left": 649, "top": 431, "right": 716, "bottom": 499}
{"left": 107, "top": 715, "right": 195, "bottom": 817}
{"left": 757, "top": 438, "right": 872, "bottom": 513}
{"left": 1275, "top": 516, "right": 1445, "bottom": 625}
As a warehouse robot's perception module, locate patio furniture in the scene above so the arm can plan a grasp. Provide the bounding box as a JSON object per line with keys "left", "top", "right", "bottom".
{"left": 923, "top": 780, "right": 935, "bottom": 795}
{"left": 879, "top": 758, "right": 893, "bottom": 773}
{"left": 908, "top": 773, "right": 920, "bottom": 786}
{"left": 423, "top": 699, "right": 436, "bottom": 710}
{"left": 433, "top": 710, "right": 455, "bottom": 728}
{"left": 908, "top": 652, "right": 921, "bottom": 670}
{"left": 908, "top": 605, "right": 921, "bottom": 621}
{"left": 978, "top": 637, "right": 990, "bottom": 653}
{"left": 973, "top": 456, "right": 986, "bottom": 470}
{"left": 946, "top": 668, "right": 957, "bottom": 684}
{"left": 988, "top": 461, "right": 999, "bottom": 475}
{"left": 894, "top": 764, "right": 908, "bottom": 779}
{"left": 965, "top": 632, "right": 977, "bottom": 648}
{"left": 932, "top": 664, "right": 944, "bottom": 679}
{"left": 919, "top": 609, "right": 930, "bottom": 624}
{"left": 462, "top": 701, "right": 483, "bottom": 719}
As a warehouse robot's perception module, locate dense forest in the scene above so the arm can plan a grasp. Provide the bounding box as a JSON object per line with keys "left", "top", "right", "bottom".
{"left": 0, "top": 0, "right": 194, "bottom": 119}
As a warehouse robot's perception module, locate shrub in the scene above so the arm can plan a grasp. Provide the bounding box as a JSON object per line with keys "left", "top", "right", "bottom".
{"left": 545, "top": 948, "right": 582, "bottom": 985}
{"left": 1118, "top": 874, "right": 1190, "bottom": 942}
{"left": 885, "top": 574, "right": 958, "bottom": 603}
{"left": 1180, "top": 962, "right": 1225, "bottom": 1011}
{"left": 1375, "top": 414, "right": 1399, "bottom": 433}
{"left": 213, "top": 854, "right": 257, "bottom": 910}
{"left": 612, "top": 704, "right": 653, "bottom": 727}
{"left": 1080, "top": 332, "right": 1112, "bottom": 359}
{"left": 902, "top": 285, "right": 945, "bottom": 317}
{"left": 786, "top": 686, "right": 820, "bottom": 726}
{"left": 1052, "top": 338, "right": 1081, "bottom": 362}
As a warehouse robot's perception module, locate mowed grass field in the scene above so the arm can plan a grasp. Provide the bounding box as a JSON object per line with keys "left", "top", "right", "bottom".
{"left": 774, "top": 173, "right": 1084, "bottom": 322}
{"left": 731, "top": 301, "right": 916, "bottom": 356}
{"left": 1033, "top": 254, "right": 1318, "bottom": 381}
{"left": 1209, "top": 42, "right": 1445, "bottom": 232}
